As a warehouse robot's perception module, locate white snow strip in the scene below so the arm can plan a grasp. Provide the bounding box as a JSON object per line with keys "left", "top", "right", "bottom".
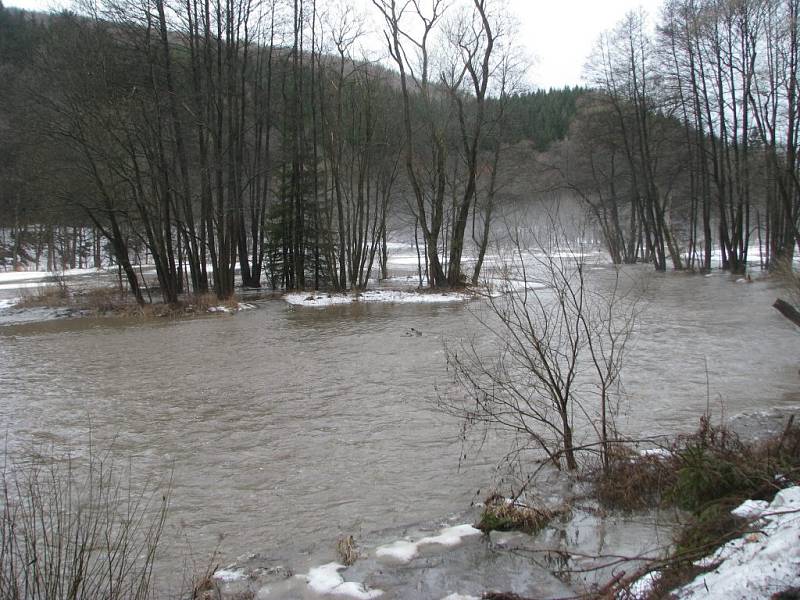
{"left": 386, "top": 255, "right": 424, "bottom": 266}
{"left": 441, "top": 595, "right": 480, "bottom": 600}
{"left": 0, "top": 298, "right": 18, "bottom": 310}
{"left": 374, "top": 540, "right": 419, "bottom": 562}
{"left": 0, "top": 282, "right": 55, "bottom": 291}
{"left": 0, "top": 306, "right": 78, "bottom": 324}
{"left": 478, "top": 278, "right": 549, "bottom": 297}
{"left": 284, "top": 290, "right": 470, "bottom": 307}
{"left": 208, "top": 306, "right": 232, "bottom": 313}
{"left": 375, "top": 524, "right": 482, "bottom": 565}
{"left": 213, "top": 568, "right": 247, "bottom": 582}
{"left": 730, "top": 499, "right": 769, "bottom": 520}
{"left": 419, "top": 524, "right": 482, "bottom": 548}
{"left": 638, "top": 448, "right": 673, "bottom": 459}
{"left": 627, "top": 571, "right": 659, "bottom": 598}
{"left": 674, "top": 486, "right": 800, "bottom": 599}
{"left": 0, "top": 267, "right": 104, "bottom": 282}
{"left": 306, "top": 563, "right": 382, "bottom": 599}
{"left": 208, "top": 303, "right": 256, "bottom": 313}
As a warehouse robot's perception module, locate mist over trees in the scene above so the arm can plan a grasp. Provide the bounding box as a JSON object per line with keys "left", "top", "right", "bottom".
{"left": 1, "top": 0, "right": 799, "bottom": 301}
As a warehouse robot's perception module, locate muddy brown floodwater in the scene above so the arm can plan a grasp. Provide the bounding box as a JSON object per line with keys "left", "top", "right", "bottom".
{"left": 0, "top": 265, "right": 797, "bottom": 597}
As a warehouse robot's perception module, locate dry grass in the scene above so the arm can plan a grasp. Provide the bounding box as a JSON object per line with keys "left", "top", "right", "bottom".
{"left": 79, "top": 286, "right": 129, "bottom": 312}
{"left": 183, "top": 293, "right": 240, "bottom": 313}
{"left": 593, "top": 446, "right": 678, "bottom": 511}
{"left": 15, "top": 284, "right": 71, "bottom": 308}
{"left": 11, "top": 283, "right": 245, "bottom": 321}
{"left": 336, "top": 534, "right": 359, "bottom": 566}
{"left": 477, "top": 494, "right": 564, "bottom": 535}
{"left": 14, "top": 284, "right": 136, "bottom": 314}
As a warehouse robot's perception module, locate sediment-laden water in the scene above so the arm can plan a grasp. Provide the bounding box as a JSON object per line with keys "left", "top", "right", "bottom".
{"left": 0, "top": 264, "right": 797, "bottom": 597}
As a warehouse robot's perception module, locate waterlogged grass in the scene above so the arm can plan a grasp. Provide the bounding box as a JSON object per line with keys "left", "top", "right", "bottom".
{"left": 477, "top": 495, "right": 563, "bottom": 535}
{"left": 9, "top": 284, "right": 247, "bottom": 320}
{"left": 0, "top": 447, "right": 170, "bottom": 600}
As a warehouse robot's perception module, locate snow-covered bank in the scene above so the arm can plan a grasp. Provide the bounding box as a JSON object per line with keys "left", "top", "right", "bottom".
{"left": 672, "top": 486, "right": 800, "bottom": 599}
{"left": 628, "top": 486, "right": 800, "bottom": 599}
{"left": 284, "top": 289, "right": 472, "bottom": 307}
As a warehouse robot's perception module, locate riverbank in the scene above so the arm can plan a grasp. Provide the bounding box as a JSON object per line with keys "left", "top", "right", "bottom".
{"left": 200, "top": 417, "right": 800, "bottom": 600}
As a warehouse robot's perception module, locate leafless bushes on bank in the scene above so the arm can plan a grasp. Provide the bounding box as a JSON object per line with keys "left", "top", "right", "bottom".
{"left": 442, "top": 214, "right": 642, "bottom": 474}
{"left": 0, "top": 446, "right": 169, "bottom": 600}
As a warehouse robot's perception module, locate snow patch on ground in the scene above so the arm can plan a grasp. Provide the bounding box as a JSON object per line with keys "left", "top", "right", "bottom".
{"left": 374, "top": 540, "right": 419, "bottom": 563}
{"left": 638, "top": 448, "right": 673, "bottom": 459}
{"left": 306, "top": 563, "right": 383, "bottom": 599}
{"left": 284, "top": 290, "right": 471, "bottom": 307}
{"left": 213, "top": 568, "right": 247, "bottom": 582}
{"left": 0, "top": 267, "right": 107, "bottom": 283}
{"left": 672, "top": 486, "right": 800, "bottom": 599}
{"left": 0, "top": 281, "right": 56, "bottom": 291}
{"left": 375, "top": 524, "right": 482, "bottom": 564}
{"left": 0, "top": 298, "right": 18, "bottom": 310}
{"left": 730, "top": 499, "right": 769, "bottom": 520}
{"left": 440, "top": 594, "right": 480, "bottom": 600}
{"left": 627, "top": 571, "right": 660, "bottom": 598}
{"left": 0, "top": 306, "right": 82, "bottom": 325}
{"left": 479, "top": 278, "right": 549, "bottom": 297}
{"left": 207, "top": 303, "right": 257, "bottom": 313}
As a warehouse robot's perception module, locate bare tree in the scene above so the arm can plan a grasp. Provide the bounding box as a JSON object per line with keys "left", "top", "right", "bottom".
{"left": 442, "top": 211, "right": 640, "bottom": 472}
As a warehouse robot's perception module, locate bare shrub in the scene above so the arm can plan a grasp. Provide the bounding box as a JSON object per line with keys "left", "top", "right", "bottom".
{"left": 598, "top": 415, "right": 800, "bottom": 598}
{"left": 0, "top": 446, "right": 169, "bottom": 600}
{"left": 443, "top": 213, "right": 642, "bottom": 473}
{"left": 593, "top": 449, "right": 678, "bottom": 511}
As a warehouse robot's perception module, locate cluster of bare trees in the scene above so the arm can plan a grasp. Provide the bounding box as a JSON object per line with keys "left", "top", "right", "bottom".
{"left": 0, "top": 0, "right": 517, "bottom": 301}
{"left": 372, "top": 0, "right": 513, "bottom": 287}
{"left": 563, "top": 0, "right": 800, "bottom": 273}
{"left": 30, "top": 0, "right": 406, "bottom": 304}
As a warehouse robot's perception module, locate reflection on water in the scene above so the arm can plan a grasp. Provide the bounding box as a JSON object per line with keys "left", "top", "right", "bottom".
{"left": 0, "top": 267, "right": 797, "bottom": 593}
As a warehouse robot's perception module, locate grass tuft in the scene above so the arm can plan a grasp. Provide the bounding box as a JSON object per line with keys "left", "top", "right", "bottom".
{"left": 336, "top": 534, "right": 359, "bottom": 566}
{"left": 477, "top": 494, "right": 562, "bottom": 535}
{"left": 15, "top": 284, "right": 71, "bottom": 308}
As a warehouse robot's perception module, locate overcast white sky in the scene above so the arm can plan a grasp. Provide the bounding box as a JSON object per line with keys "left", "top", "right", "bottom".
{"left": 4, "top": 0, "right": 663, "bottom": 88}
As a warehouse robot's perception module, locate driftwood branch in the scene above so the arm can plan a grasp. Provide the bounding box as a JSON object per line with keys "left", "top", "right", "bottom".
{"left": 773, "top": 298, "right": 800, "bottom": 329}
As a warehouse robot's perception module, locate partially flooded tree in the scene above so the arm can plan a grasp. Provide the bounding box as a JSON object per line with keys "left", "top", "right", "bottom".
{"left": 585, "top": 10, "right": 684, "bottom": 272}
{"left": 443, "top": 213, "right": 640, "bottom": 472}
{"left": 371, "top": 0, "right": 505, "bottom": 288}
{"left": 372, "top": 0, "right": 451, "bottom": 287}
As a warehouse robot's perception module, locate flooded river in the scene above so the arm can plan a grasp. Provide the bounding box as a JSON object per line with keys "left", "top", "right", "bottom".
{"left": 0, "top": 265, "right": 797, "bottom": 596}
